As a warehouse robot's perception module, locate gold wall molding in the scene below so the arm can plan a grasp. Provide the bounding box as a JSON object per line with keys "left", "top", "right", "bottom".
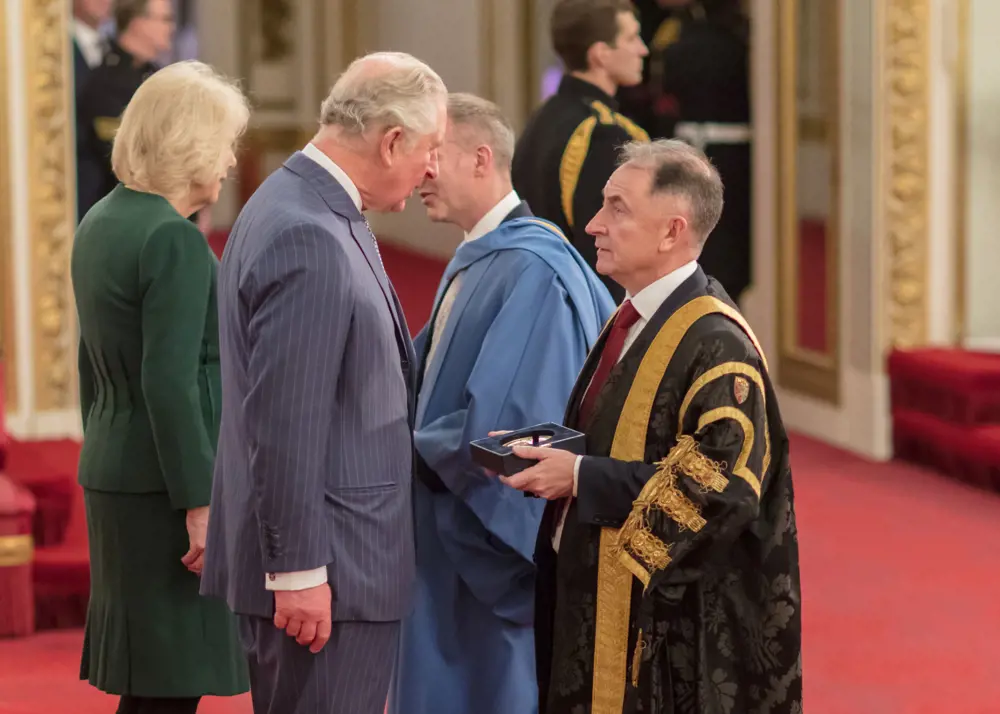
{"left": 880, "top": 0, "right": 930, "bottom": 349}
{"left": 953, "top": 0, "right": 969, "bottom": 343}
{"left": 775, "top": 0, "right": 841, "bottom": 404}
{"left": 25, "top": 0, "right": 77, "bottom": 411}
{"left": 0, "top": 3, "right": 15, "bottom": 412}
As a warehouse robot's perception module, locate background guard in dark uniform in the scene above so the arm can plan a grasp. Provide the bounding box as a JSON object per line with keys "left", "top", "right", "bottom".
{"left": 76, "top": 0, "right": 175, "bottom": 218}
{"left": 513, "top": 0, "right": 651, "bottom": 304}
{"left": 619, "top": 0, "right": 753, "bottom": 303}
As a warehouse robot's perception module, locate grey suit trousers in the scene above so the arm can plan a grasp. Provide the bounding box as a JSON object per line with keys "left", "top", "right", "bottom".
{"left": 238, "top": 616, "right": 400, "bottom": 713}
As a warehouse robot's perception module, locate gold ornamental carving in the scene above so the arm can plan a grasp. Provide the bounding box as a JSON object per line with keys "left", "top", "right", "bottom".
{"left": 25, "top": 0, "right": 77, "bottom": 410}
{"left": 881, "top": 0, "right": 930, "bottom": 349}
{"left": 0, "top": 2, "right": 15, "bottom": 411}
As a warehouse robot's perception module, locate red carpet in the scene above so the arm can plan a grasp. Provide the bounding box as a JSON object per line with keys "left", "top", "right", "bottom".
{"left": 4, "top": 435, "right": 1000, "bottom": 712}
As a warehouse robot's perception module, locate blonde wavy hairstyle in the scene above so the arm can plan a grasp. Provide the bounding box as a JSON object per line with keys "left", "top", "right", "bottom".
{"left": 112, "top": 61, "right": 250, "bottom": 201}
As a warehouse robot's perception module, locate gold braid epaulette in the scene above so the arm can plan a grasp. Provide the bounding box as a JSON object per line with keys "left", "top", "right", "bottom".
{"left": 614, "top": 436, "right": 727, "bottom": 579}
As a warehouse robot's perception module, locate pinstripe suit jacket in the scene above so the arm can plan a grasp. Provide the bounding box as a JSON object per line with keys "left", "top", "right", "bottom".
{"left": 201, "top": 151, "right": 417, "bottom": 622}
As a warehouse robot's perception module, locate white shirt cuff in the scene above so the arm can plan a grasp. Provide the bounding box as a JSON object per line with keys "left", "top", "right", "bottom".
{"left": 265, "top": 566, "right": 328, "bottom": 591}
{"left": 573, "top": 455, "right": 582, "bottom": 497}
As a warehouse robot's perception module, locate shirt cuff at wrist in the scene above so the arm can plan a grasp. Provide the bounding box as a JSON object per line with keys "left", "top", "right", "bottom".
{"left": 265, "top": 566, "right": 328, "bottom": 591}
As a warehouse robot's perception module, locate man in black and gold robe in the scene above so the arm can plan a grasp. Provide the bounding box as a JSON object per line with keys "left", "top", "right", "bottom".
{"left": 502, "top": 138, "right": 802, "bottom": 714}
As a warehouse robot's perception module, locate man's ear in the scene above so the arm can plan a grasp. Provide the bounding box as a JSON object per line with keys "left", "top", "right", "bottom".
{"left": 473, "top": 144, "right": 493, "bottom": 177}
{"left": 586, "top": 41, "right": 610, "bottom": 72}
{"left": 379, "top": 126, "right": 405, "bottom": 167}
{"left": 659, "top": 215, "right": 688, "bottom": 251}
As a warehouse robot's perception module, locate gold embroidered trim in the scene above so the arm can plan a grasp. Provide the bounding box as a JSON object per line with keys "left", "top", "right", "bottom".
{"left": 618, "top": 550, "right": 651, "bottom": 588}
{"left": 592, "top": 295, "right": 765, "bottom": 714}
{"left": 521, "top": 217, "right": 570, "bottom": 243}
{"left": 613, "top": 112, "right": 650, "bottom": 142}
{"left": 627, "top": 527, "right": 672, "bottom": 571}
{"left": 615, "top": 440, "right": 716, "bottom": 575}
{"left": 678, "top": 362, "right": 765, "bottom": 434}
{"left": 590, "top": 100, "right": 651, "bottom": 142}
{"left": 652, "top": 17, "right": 682, "bottom": 50}
{"left": 559, "top": 116, "right": 598, "bottom": 228}
{"left": 590, "top": 99, "right": 615, "bottom": 124}
{"left": 676, "top": 362, "right": 769, "bottom": 495}
{"left": 631, "top": 629, "right": 647, "bottom": 688}
{"left": 593, "top": 527, "right": 634, "bottom": 714}
{"left": 697, "top": 407, "right": 763, "bottom": 497}
{"left": 666, "top": 434, "right": 728, "bottom": 493}
{"left": 648, "top": 473, "right": 706, "bottom": 532}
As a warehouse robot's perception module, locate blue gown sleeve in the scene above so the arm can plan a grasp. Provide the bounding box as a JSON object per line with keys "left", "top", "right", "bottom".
{"left": 414, "top": 260, "right": 589, "bottom": 564}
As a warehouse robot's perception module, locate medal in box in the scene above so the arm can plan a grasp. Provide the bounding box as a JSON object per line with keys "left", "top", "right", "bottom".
{"left": 470, "top": 422, "right": 586, "bottom": 476}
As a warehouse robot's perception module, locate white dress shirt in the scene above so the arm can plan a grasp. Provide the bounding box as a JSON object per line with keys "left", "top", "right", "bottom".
{"left": 552, "top": 260, "right": 699, "bottom": 551}
{"left": 424, "top": 190, "right": 521, "bottom": 372}
{"left": 73, "top": 19, "right": 105, "bottom": 69}
{"left": 301, "top": 142, "right": 362, "bottom": 210}
{"left": 264, "top": 144, "right": 366, "bottom": 592}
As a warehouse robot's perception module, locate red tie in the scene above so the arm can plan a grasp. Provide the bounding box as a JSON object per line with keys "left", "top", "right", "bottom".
{"left": 578, "top": 300, "right": 641, "bottom": 426}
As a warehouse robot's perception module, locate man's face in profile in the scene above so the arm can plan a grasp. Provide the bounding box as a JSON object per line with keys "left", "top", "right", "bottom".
{"left": 586, "top": 164, "right": 686, "bottom": 287}
{"left": 419, "top": 119, "right": 477, "bottom": 225}
{"left": 603, "top": 11, "right": 648, "bottom": 88}
{"left": 379, "top": 100, "right": 446, "bottom": 213}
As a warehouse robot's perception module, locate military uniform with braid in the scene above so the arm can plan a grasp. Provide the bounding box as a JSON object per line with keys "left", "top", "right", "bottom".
{"left": 513, "top": 75, "right": 649, "bottom": 304}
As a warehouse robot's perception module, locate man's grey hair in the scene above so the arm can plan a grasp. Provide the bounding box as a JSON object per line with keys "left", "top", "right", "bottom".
{"left": 319, "top": 52, "right": 447, "bottom": 138}
{"left": 619, "top": 139, "right": 725, "bottom": 244}
{"left": 446, "top": 93, "right": 516, "bottom": 172}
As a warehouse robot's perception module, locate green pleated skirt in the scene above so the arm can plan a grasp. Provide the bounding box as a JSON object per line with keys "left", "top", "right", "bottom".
{"left": 80, "top": 489, "right": 249, "bottom": 698}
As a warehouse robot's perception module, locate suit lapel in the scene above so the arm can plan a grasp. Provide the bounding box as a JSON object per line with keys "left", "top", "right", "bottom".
{"left": 347, "top": 218, "right": 403, "bottom": 334}
{"left": 564, "top": 317, "right": 614, "bottom": 429}
{"left": 283, "top": 152, "right": 406, "bottom": 340}
{"left": 387, "top": 283, "right": 417, "bottom": 425}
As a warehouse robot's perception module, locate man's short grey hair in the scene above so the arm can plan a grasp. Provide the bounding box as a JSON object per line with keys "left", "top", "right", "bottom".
{"left": 446, "top": 93, "right": 516, "bottom": 172}
{"left": 619, "top": 139, "right": 725, "bottom": 244}
{"left": 319, "top": 52, "right": 447, "bottom": 138}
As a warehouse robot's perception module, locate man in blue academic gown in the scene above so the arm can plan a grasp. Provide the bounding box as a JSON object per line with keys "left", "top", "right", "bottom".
{"left": 387, "top": 93, "right": 616, "bottom": 714}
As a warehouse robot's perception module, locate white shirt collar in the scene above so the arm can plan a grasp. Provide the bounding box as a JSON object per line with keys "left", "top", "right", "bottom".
{"left": 465, "top": 190, "right": 521, "bottom": 242}
{"left": 627, "top": 261, "right": 699, "bottom": 322}
{"left": 73, "top": 19, "right": 104, "bottom": 69}
{"left": 301, "top": 143, "right": 363, "bottom": 212}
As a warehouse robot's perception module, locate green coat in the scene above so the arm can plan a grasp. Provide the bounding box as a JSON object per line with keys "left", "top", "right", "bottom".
{"left": 72, "top": 185, "right": 248, "bottom": 698}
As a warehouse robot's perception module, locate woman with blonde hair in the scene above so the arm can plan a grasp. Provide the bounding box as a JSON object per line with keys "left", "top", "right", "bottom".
{"left": 71, "top": 60, "right": 250, "bottom": 714}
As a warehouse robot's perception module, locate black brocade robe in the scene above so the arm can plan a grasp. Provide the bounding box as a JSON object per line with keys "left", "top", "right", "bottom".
{"left": 535, "top": 268, "right": 802, "bottom": 714}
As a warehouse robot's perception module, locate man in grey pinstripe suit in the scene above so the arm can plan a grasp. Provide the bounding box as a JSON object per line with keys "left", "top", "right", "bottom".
{"left": 201, "top": 53, "right": 448, "bottom": 714}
